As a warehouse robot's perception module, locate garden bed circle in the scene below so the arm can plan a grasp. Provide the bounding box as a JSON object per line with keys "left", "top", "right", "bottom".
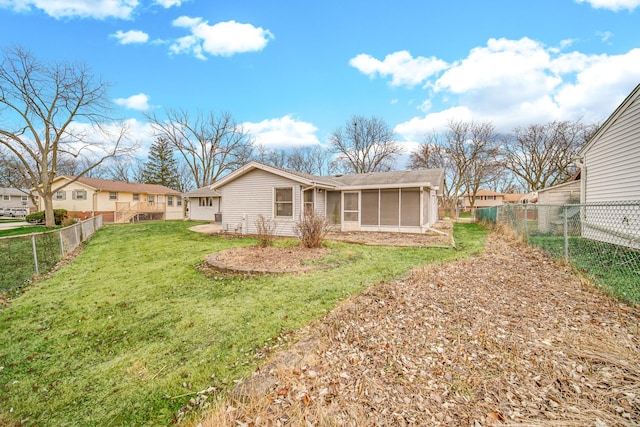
{"left": 204, "top": 246, "right": 332, "bottom": 274}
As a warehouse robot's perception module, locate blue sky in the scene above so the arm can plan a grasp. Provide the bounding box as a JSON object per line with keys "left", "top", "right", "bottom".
{"left": 1, "top": 0, "right": 639, "bottom": 160}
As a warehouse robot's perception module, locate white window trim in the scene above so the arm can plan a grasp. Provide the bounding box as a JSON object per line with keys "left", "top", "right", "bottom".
{"left": 273, "top": 186, "right": 294, "bottom": 218}
{"left": 343, "top": 191, "right": 360, "bottom": 223}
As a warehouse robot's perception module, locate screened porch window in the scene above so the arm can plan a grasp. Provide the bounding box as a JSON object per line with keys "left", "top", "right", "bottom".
{"left": 361, "top": 190, "right": 379, "bottom": 226}
{"left": 326, "top": 191, "right": 341, "bottom": 224}
{"left": 343, "top": 192, "right": 359, "bottom": 222}
{"left": 400, "top": 188, "right": 420, "bottom": 226}
{"left": 274, "top": 187, "right": 293, "bottom": 218}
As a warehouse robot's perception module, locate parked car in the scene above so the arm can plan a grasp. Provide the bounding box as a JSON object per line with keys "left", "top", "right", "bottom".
{"left": 6, "top": 207, "right": 28, "bottom": 217}
{"left": 0, "top": 207, "right": 4, "bottom": 216}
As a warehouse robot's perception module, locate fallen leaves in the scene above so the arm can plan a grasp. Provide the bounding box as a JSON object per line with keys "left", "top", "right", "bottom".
{"left": 202, "top": 233, "right": 640, "bottom": 427}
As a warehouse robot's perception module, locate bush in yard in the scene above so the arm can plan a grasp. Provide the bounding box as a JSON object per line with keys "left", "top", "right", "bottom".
{"left": 295, "top": 210, "right": 331, "bottom": 248}
{"left": 25, "top": 209, "right": 67, "bottom": 226}
{"left": 254, "top": 214, "right": 277, "bottom": 248}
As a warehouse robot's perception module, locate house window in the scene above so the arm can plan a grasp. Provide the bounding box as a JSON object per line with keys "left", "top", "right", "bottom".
{"left": 177, "top": 196, "right": 182, "bottom": 207}
{"left": 343, "top": 192, "right": 359, "bottom": 222}
{"left": 72, "top": 190, "right": 87, "bottom": 200}
{"left": 487, "top": 196, "right": 495, "bottom": 200}
{"left": 148, "top": 195, "right": 155, "bottom": 203}
{"left": 303, "top": 190, "right": 314, "bottom": 214}
{"left": 109, "top": 192, "right": 118, "bottom": 200}
{"left": 2, "top": 195, "right": 9, "bottom": 201}
{"left": 54, "top": 191, "right": 66, "bottom": 200}
{"left": 133, "top": 193, "right": 140, "bottom": 201}
{"left": 168, "top": 195, "right": 174, "bottom": 207}
{"left": 21, "top": 195, "right": 28, "bottom": 201}
{"left": 274, "top": 187, "right": 293, "bottom": 218}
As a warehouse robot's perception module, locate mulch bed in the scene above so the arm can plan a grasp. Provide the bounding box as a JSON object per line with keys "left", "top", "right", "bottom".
{"left": 202, "top": 232, "right": 640, "bottom": 427}
{"left": 205, "top": 246, "right": 331, "bottom": 274}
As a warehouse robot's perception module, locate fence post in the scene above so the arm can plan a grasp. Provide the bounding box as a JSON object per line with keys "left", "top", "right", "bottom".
{"left": 563, "top": 206, "right": 569, "bottom": 262}
{"left": 59, "top": 229, "right": 65, "bottom": 257}
{"left": 31, "top": 234, "right": 39, "bottom": 275}
{"left": 524, "top": 205, "right": 529, "bottom": 243}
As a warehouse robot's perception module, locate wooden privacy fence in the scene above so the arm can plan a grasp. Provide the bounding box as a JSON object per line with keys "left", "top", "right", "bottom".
{"left": 0, "top": 215, "right": 103, "bottom": 293}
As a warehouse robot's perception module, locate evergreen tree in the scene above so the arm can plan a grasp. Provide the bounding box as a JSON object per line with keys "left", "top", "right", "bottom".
{"left": 141, "top": 137, "right": 180, "bottom": 189}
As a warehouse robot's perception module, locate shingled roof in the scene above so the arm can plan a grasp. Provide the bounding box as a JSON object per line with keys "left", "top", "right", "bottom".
{"left": 55, "top": 175, "right": 181, "bottom": 195}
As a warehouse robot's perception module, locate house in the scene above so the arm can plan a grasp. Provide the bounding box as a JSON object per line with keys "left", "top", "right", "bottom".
{"left": 575, "top": 83, "right": 640, "bottom": 248}
{"left": 0, "top": 187, "right": 36, "bottom": 214}
{"left": 39, "top": 176, "right": 184, "bottom": 223}
{"left": 462, "top": 190, "right": 504, "bottom": 212}
{"left": 207, "top": 161, "right": 444, "bottom": 236}
{"left": 185, "top": 186, "right": 221, "bottom": 221}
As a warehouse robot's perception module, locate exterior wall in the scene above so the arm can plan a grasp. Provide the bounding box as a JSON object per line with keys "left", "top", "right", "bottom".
{"left": 219, "top": 168, "right": 302, "bottom": 237}
{"left": 188, "top": 197, "right": 221, "bottom": 221}
{"left": 583, "top": 94, "right": 640, "bottom": 203}
{"left": 0, "top": 188, "right": 35, "bottom": 212}
{"left": 43, "top": 178, "right": 183, "bottom": 222}
{"left": 463, "top": 194, "right": 504, "bottom": 210}
{"left": 537, "top": 181, "right": 581, "bottom": 204}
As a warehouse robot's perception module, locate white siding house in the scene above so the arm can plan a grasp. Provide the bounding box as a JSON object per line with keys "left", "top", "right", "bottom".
{"left": 576, "top": 83, "right": 640, "bottom": 249}
{"left": 185, "top": 187, "right": 221, "bottom": 222}
{"left": 210, "top": 162, "right": 444, "bottom": 237}
{"left": 578, "top": 84, "right": 640, "bottom": 203}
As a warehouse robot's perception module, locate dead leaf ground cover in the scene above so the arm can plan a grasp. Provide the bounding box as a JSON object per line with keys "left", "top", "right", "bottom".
{"left": 202, "top": 231, "right": 640, "bottom": 427}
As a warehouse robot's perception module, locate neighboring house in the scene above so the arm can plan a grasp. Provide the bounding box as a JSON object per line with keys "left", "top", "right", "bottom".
{"left": 0, "top": 187, "right": 36, "bottom": 213}
{"left": 575, "top": 83, "right": 640, "bottom": 248}
{"left": 537, "top": 179, "right": 581, "bottom": 233}
{"left": 38, "top": 176, "right": 184, "bottom": 223}
{"left": 463, "top": 189, "right": 504, "bottom": 211}
{"left": 185, "top": 186, "right": 221, "bottom": 221}
{"left": 502, "top": 193, "right": 527, "bottom": 204}
{"left": 208, "top": 161, "right": 444, "bottom": 236}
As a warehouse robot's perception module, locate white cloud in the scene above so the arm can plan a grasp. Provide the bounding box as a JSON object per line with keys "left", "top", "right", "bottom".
{"left": 243, "top": 115, "right": 319, "bottom": 149}
{"left": 154, "top": 0, "right": 182, "bottom": 8}
{"left": 349, "top": 51, "right": 448, "bottom": 87}
{"left": 390, "top": 38, "right": 640, "bottom": 141}
{"left": 170, "top": 16, "right": 274, "bottom": 58}
{"left": 0, "top": 0, "right": 139, "bottom": 19}
{"left": 575, "top": 0, "right": 640, "bottom": 11}
{"left": 111, "top": 29, "right": 149, "bottom": 44}
{"left": 114, "top": 93, "right": 152, "bottom": 111}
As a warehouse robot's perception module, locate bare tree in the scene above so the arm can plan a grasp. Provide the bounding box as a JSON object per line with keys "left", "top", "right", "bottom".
{"left": 286, "top": 145, "right": 335, "bottom": 175}
{"left": 146, "top": 109, "right": 253, "bottom": 188}
{"left": 409, "top": 120, "right": 500, "bottom": 216}
{"left": 502, "top": 120, "right": 597, "bottom": 192}
{"left": 0, "top": 46, "right": 135, "bottom": 226}
{"left": 330, "top": 115, "right": 401, "bottom": 173}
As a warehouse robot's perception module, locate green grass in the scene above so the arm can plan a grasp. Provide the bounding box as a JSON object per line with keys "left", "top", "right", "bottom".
{"left": 0, "top": 225, "right": 57, "bottom": 237}
{"left": 528, "top": 235, "right": 640, "bottom": 304}
{"left": 0, "top": 221, "right": 487, "bottom": 426}
{"left": 0, "top": 231, "right": 62, "bottom": 293}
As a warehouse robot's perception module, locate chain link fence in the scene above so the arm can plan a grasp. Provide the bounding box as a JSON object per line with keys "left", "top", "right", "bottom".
{"left": 0, "top": 215, "right": 103, "bottom": 293}
{"left": 477, "top": 202, "right": 640, "bottom": 303}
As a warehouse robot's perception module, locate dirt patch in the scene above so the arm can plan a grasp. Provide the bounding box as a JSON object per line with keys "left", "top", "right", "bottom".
{"left": 203, "top": 232, "right": 640, "bottom": 427}
{"left": 326, "top": 220, "right": 452, "bottom": 247}
{"left": 205, "top": 246, "right": 331, "bottom": 274}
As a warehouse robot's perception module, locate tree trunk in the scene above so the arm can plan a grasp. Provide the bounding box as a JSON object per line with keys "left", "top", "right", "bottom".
{"left": 43, "top": 193, "right": 56, "bottom": 227}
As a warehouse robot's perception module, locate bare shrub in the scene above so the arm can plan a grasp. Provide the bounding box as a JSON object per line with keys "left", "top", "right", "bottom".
{"left": 254, "top": 214, "right": 277, "bottom": 248}
{"left": 295, "top": 210, "right": 330, "bottom": 248}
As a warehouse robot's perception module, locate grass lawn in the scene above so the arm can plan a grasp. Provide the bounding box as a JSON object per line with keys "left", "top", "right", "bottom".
{"left": 0, "top": 221, "right": 487, "bottom": 426}
{"left": 0, "top": 225, "right": 56, "bottom": 238}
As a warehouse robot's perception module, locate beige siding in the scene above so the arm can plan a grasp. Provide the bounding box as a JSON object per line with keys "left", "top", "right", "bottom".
{"left": 219, "top": 169, "right": 302, "bottom": 236}
{"left": 584, "top": 95, "right": 640, "bottom": 202}
{"left": 538, "top": 181, "right": 580, "bottom": 204}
